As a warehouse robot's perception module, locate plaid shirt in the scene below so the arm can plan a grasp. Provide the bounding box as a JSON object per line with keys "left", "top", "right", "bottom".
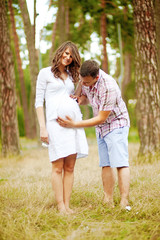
{"left": 82, "top": 69, "right": 130, "bottom": 138}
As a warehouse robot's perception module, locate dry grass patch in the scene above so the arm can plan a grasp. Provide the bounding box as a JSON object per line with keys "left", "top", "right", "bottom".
{"left": 0, "top": 138, "right": 160, "bottom": 240}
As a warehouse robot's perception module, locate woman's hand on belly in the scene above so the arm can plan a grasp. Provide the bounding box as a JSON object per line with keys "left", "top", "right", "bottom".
{"left": 40, "top": 126, "right": 49, "bottom": 144}
{"left": 70, "top": 94, "right": 78, "bottom": 103}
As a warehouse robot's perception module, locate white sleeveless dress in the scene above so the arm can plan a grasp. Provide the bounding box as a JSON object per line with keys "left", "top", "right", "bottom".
{"left": 35, "top": 67, "right": 88, "bottom": 162}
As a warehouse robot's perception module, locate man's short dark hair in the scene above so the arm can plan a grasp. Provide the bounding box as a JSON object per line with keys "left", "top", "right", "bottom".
{"left": 80, "top": 60, "right": 99, "bottom": 78}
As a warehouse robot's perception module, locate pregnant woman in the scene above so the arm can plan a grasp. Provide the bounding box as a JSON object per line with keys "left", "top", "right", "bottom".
{"left": 35, "top": 41, "right": 88, "bottom": 214}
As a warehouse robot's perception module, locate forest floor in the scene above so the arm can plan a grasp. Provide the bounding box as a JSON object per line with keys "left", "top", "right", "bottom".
{"left": 0, "top": 138, "right": 160, "bottom": 240}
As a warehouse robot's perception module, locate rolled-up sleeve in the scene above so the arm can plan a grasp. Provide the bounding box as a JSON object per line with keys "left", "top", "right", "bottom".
{"left": 35, "top": 69, "right": 46, "bottom": 108}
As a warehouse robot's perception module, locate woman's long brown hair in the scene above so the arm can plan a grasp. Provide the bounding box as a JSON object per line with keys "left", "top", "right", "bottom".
{"left": 51, "top": 41, "right": 81, "bottom": 83}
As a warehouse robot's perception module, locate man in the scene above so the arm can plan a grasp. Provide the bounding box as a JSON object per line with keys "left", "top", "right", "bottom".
{"left": 57, "top": 60, "right": 130, "bottom": 209}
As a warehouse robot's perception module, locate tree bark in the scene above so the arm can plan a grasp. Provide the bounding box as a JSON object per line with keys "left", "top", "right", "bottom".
{"left": 58, "top": 0, "right": 67, "bottom": 44}
{"left": 19, "top": 0, "right": 38, "bottom": 138}
{"left": 49, "top": 11, "right": 58, "bottom": 64}
{"left": 33, "top": 0, "right": 36, "bottom": 47}
{"left": 8, "top": 0, "right": 32, "bottom": 138}
{"left": 122, "top": 52, "right": 132, "bottom": 106}
{"left": 0, "top": 0, "right": 20, "bottom": 156}
{"left": 121, "top": 5, "right": 132, "bottom": 106}
{"left": 154, "top": 0, "right": 160, "bottom": 91}
{"left": 49, "top": 0, "right": 70, "bottom": 63}
{"left": 100, "top": 0, "right": 108, "bottom": 73}
{"left": 133, "top": 0, "right": 160, "bottom": 157}
{"left": 83, "top": 105, "right": 90, "bottom": 120}
{"left": 65, "top": 2, "right": 70, "bottom": 40}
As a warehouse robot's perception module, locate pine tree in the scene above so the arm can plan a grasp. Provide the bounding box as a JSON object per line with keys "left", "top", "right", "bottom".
{"left": 133, "top": 0, "right": 160, "bottom": 156}
{"left": 0, "top": 0, "right": 20, "bottom": 156}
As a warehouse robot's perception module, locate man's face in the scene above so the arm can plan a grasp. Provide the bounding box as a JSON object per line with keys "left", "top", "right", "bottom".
{"left": 79, "top": 75, "right": 99, "bottom": 87}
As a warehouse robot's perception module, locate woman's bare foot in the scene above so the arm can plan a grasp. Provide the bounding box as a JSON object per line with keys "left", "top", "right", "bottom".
{"left": 57, "top": 202, "right": 67, "bottom": 214}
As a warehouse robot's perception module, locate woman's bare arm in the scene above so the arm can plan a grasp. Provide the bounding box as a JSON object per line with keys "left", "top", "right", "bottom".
{"left": 36, "top": 107, "right": 49, "bottom": 144}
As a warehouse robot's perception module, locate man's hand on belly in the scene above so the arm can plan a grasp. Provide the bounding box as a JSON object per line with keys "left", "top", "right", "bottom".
{"left": 57, "top": 116, "right": 76, "bottom": 128}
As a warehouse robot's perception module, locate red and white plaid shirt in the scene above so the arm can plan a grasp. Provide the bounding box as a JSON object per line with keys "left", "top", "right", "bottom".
{"left": 82, "top": 69, "right": 130, "bottom": 137}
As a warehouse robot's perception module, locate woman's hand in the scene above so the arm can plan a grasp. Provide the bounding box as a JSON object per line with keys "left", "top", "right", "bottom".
{"left": 40, "top": 126, "right": 49, "bottom": 144}
{"left": 77, "top": 95, "right": 89, "bottom": 105}
{"left": 70, "top": 94, "right": 79, "bottom": 103}
{"left": 57, "top": 116, "right": 76, "bottom": 128}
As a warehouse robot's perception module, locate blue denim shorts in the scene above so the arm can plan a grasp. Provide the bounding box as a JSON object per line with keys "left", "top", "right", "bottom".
{"left": 97, "top": 127, "right": 129, "bottom": 168}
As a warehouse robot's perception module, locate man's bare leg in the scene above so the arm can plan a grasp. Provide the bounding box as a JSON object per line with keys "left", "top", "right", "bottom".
{"left": 117, "top": 167, "right": 130, "bottom": 208}
{"left": 102, "top": 166, "right": 115, "bottom": 207}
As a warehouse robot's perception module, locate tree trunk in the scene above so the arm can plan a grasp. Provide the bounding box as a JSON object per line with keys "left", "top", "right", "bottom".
{"left": 8, "top": 0, "right": 32, "bottom": 138}
{"left": 133, "top": 0, "right": 160, "bottom": 157}
{"left": 122, "top": 52, "right": 132, "bottom": 106}
{"left": 0, "top": 73, "right": 2, "bottom": 138}
{"left": 83, "top": 105, "right": 90, "bottom": 120}
{"left": 33, "top": 0, "right": 36, "bottom": 47}
{"left": 121, "top": 5, "right": 132, "bottom": 106}
{"left": 58, "top": 0, "right": 67, "bottom": 44}
{"left": 18, "top": 0, "right": 38, "bottom": 138}
{"left": 154, "top": 0, "right": 160, "bottom": 91}
{"left": 65, "top": 2, "right": 70, "bottom": 40}
{"left": 100, "top": 0, "right": 108, "bottom": 73}
{"left": 0, "top": 0, "right": 20, "bottom": 156}
{"left": 49, "top": 11, "right": 58, "bottom": 64}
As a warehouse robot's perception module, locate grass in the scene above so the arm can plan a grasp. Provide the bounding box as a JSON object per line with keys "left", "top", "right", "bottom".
{"left": 0, "top": 137, "right": 160, "bottom": 240}
{"left": 128, "top": 128, "right": 139, "bottom": 143}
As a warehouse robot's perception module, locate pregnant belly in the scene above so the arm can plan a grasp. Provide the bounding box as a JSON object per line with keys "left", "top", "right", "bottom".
{"left": 57, "top": 97, "right": 81, "bottom": 121}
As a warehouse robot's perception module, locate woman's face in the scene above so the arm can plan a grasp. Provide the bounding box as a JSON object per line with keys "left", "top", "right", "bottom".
{"left": 61, "top": 48, "right": 73, "bottom": 67}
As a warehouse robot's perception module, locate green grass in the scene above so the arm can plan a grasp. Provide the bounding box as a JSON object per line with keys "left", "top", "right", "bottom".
{"left": 85, "top": 127, "right": 96, "bottom": 138}
{"left": 128, "top": 128, "right": 139, "bottom": 143}
{"left": 0, "top": 139, "right": 160, "bottom": 240}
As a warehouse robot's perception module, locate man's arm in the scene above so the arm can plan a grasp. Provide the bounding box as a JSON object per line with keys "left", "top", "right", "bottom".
{"left": 74, "top": 82, "right": 82, "bottom": 97}
{"left": 78, "top": 94, "right": 89, "bottom": 105}
{"left": 57, "top": 110, "right": 111, "bottom": 128}
{"left": 74, "top": 81, "right": 89, "bottom": 105}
